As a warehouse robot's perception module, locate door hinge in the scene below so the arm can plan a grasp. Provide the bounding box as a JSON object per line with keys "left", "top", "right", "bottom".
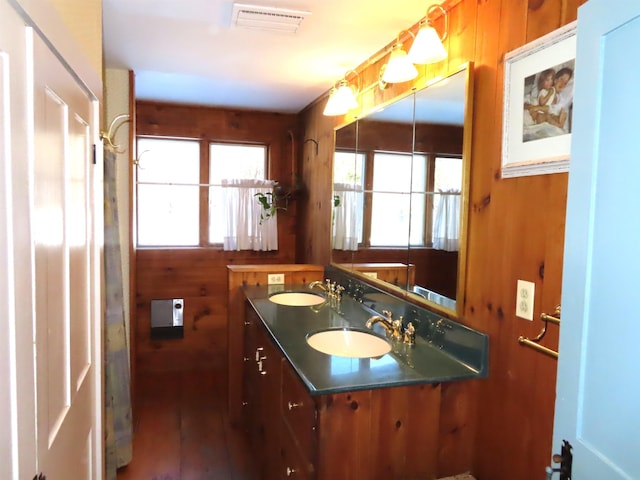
{"left": 33, "top": 473, "right": 46, "bottom": 480}
{"left": 92, "top": 143, "right": 97, "bottom": 164}
{"left": 546, "top": 439, "right": 573, "bottom": 480}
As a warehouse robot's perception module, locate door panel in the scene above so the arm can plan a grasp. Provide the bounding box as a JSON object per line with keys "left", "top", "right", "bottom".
{"left": 33, "top": 31, "right": 97, "bottom": 479}
{"left": 553, "top": 2, "right": 640, "bottom": 478}
{"left": 36, "top": 84, "right": 71, "bottom": 444}
{"left": 68, "top": 111, "right": 92, "bottom": 393}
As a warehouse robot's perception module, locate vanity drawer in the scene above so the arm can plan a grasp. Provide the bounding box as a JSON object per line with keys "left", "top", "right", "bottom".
{"left": 281, "top": 361, "right": 316, "bottom": 460}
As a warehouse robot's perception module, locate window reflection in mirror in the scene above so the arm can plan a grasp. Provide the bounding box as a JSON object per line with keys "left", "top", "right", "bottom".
{"left": 331, "top": 64, "right": 473, "bottom": 318}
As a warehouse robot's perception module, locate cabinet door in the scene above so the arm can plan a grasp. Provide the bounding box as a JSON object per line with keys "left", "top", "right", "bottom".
{"left": 281, "top": 360, "right": 317, "bottom": 464}
{"left": 244, "top": 307, "right": 282, "bottom": 479}
{"left": 281, "top": 360, "right": 316, "bottom": 479}
{"left": 280, "top": 421, "right": 313, "bottom": 480}
{"left": 242, "top": 306, "right": 258, "bottom": 434}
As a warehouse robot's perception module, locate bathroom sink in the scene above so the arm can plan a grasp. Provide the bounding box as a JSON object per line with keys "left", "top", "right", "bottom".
{"left": 306, "top": 328, "right": 392, "bottom": 358}
{"left": 269, "top": 292, "right": 326, "bottom": 307}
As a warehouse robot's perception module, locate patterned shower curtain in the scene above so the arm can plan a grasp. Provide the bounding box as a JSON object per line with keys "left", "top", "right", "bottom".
{"left": 104, "top": 149, "right": 133, "bottom": 478}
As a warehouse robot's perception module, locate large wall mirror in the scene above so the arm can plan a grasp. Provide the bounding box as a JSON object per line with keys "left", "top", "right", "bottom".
{"left": 331, "top": 63, "right": 473, "bottom": 318}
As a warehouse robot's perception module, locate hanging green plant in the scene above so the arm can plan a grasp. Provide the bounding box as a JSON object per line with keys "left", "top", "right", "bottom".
{"left": 255, "top": 182, "right": 290, "bottom": 224}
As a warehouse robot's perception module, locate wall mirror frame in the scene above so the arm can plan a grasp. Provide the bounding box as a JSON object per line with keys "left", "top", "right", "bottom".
{"left": 331, "top": 62, "right": 474, "bottom": 319}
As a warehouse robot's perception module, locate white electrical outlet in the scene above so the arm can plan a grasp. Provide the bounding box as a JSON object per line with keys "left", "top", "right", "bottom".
{"left": 515, "top": 280, "right": 535, "bottom": 320}
{"left": 267, "top": 273, "right": 285, "bottom": 285}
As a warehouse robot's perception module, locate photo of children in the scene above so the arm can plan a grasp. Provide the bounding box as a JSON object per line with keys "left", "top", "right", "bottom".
{"left": 522, "top": 59, "right": 575, "bottom": 143}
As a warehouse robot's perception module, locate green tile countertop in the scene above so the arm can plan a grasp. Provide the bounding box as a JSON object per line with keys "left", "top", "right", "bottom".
{"left": 243, "top": 284, "right": 488, "bottom": 396}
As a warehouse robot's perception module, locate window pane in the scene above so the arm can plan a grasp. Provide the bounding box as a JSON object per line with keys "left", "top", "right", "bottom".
{"left": 409, "top": 155, "right": 427, "bottom": 246}
{"left": 372, "top": 153, "right": 412, "bottom": 192}
{"left": 434, "top": 156, "right": 462, "bottom": 191}
{"left": 136, "top": 138, "right": 200, "bottom": 246}
{"left": 370, "top": 153, "right": 413, "bottom": 246}
{"left": 209, "top": 143, "right": 266, "bottom": 244}
{"left": 432, "top": 156, "right": 463, "bottom": 237}
{"left": 333, "top": 151, "right": 364, "bottom": 185}
{"left": 209, "top": 144, "right": 266, "bottom": 183}
{"left": 333, "top": 151, "right": 365, "bottom": 243}
{"left": 370, "top": 192, "right": 411, "bottom": 246}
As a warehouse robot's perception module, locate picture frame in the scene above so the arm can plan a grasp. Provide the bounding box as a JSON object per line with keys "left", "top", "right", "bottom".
{"left": 501, "top": 21, "right": 577, "bottom": 178}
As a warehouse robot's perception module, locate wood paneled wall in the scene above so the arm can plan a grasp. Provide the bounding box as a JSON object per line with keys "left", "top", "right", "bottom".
{"left": 134, "top": 103, "right": 300, "bottom": 372}
{"left": 298, "top": 0, "right": 586, "bottom": 479}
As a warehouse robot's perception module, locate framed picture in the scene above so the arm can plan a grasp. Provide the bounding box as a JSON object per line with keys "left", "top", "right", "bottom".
{"left": 502, "top": 21, "right": 577, "bottom": 178}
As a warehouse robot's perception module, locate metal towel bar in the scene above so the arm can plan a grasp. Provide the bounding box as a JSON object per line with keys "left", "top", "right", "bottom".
{"left": 518, "top": 305, "right": 561, "bottom": 359}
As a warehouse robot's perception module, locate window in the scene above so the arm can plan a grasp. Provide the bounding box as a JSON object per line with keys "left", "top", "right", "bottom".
{"left": 136, "top": 137, "right": 267, "bottom": 247}
{"left": 332, "top": 149, "right": 462, "bottom": 249}
{"left": 208, "top": 143, "right": 267, "bottom": 244}
{"left": 136, "top": 138, "right": 200, "bottom": 246}
{"left": 369, "top": 153, "right": 410, "bottom": 246}
{"left": 432, "top": 156, "right": 463, "bottom": 221}
{"left": 333, "top": 151, "right": 365, "bottom": 245}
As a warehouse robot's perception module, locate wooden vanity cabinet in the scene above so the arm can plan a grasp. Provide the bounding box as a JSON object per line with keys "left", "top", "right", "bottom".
{"left": 243, "top": 304, "right": 444, "bottom": 480}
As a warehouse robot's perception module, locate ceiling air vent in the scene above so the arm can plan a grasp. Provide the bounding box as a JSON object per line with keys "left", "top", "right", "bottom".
{"left": 231, "top": 3, "right": 311, "bottom": 34}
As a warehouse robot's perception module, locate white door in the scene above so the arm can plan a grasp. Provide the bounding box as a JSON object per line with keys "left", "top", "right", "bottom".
{"left": 0, "top": 0, "right": 102, "bottom": 477}
{"left": 552, "top": 1, "right": 640, "bottom": 479}
{"left": 32, "top": 31, "right": 102, "bottom": 479}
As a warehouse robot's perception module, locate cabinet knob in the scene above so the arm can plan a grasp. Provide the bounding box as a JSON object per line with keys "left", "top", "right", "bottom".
{"left": 255, "top": 347, "right": 265, "bottom": 361}
{"left": 288, "top": 401, "right": 303, "bottom": 410}
{"left": 286, "top": 467, "right": 297, "bottom": 476}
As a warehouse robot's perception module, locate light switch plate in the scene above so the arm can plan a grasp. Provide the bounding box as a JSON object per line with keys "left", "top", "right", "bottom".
{"left": 515, "top": 280, "right": 535, "bottom": 321}
{"left": 268, "top": 273, "right": 285, "bottom": 285}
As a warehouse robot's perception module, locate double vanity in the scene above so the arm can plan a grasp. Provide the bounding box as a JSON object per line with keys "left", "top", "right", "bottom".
{"left": 229, "top": 265, "right": 488, "bottom": 480}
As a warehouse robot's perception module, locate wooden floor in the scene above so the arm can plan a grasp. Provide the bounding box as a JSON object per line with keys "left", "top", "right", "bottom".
{"left": 117, "top": 369, "right": 256, "bottom": 480}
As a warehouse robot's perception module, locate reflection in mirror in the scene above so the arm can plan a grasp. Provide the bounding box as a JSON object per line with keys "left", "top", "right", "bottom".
{"left": 331, "top": 64, "right": 472, "bottom": 318}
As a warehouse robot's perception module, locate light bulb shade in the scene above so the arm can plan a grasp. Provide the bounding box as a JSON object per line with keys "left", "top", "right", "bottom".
{"left": 323, "top": 88, "right": 343, "bottom": 116}
{"left": 335, "top": 83, "right": 358, "bottom": 110}
{"left": 408, "top": 23, "right": 448, "bottom": 64}
{"left": 381, "top": 45, "right": 418, "bottom": 83}
{"left": 323, "top": 81, "right": 358, "bottom": 116}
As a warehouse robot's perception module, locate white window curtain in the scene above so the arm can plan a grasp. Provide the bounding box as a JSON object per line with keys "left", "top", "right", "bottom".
{"left": 433, "top": 189, "right": 461, "bottom": 252}
{"left": 332, "top": 182, "right": 362, "bottom": 251}
{"left": 222, "top": 179, "right": 278, "bottom": 251}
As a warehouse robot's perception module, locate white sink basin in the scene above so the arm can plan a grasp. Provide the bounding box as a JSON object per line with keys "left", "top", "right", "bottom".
{"left": 269, "top": 292, "right": 326, "bottom": 307}
{"left": 306, "top": 329, "right": 392, "bottom": 358}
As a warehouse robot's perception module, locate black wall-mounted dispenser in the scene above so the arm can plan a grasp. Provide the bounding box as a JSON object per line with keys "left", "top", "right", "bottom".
{"left": 150, "top": 298, "right": 184, "bottom": 340}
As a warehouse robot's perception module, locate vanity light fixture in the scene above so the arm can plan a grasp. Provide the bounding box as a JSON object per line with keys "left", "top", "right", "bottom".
{"left": 323, "top": 70, "right": 360, "bottom": 116}
{"left": 408, "top": 4, "right": 448, "bottom": 64}
{"left": 379, "top": 31, "right": 418, "bottom": 88}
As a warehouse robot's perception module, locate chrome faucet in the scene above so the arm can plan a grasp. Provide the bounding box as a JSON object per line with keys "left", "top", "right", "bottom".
{"left": 366, "top": 310, "right": 415, "bottom": 345}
